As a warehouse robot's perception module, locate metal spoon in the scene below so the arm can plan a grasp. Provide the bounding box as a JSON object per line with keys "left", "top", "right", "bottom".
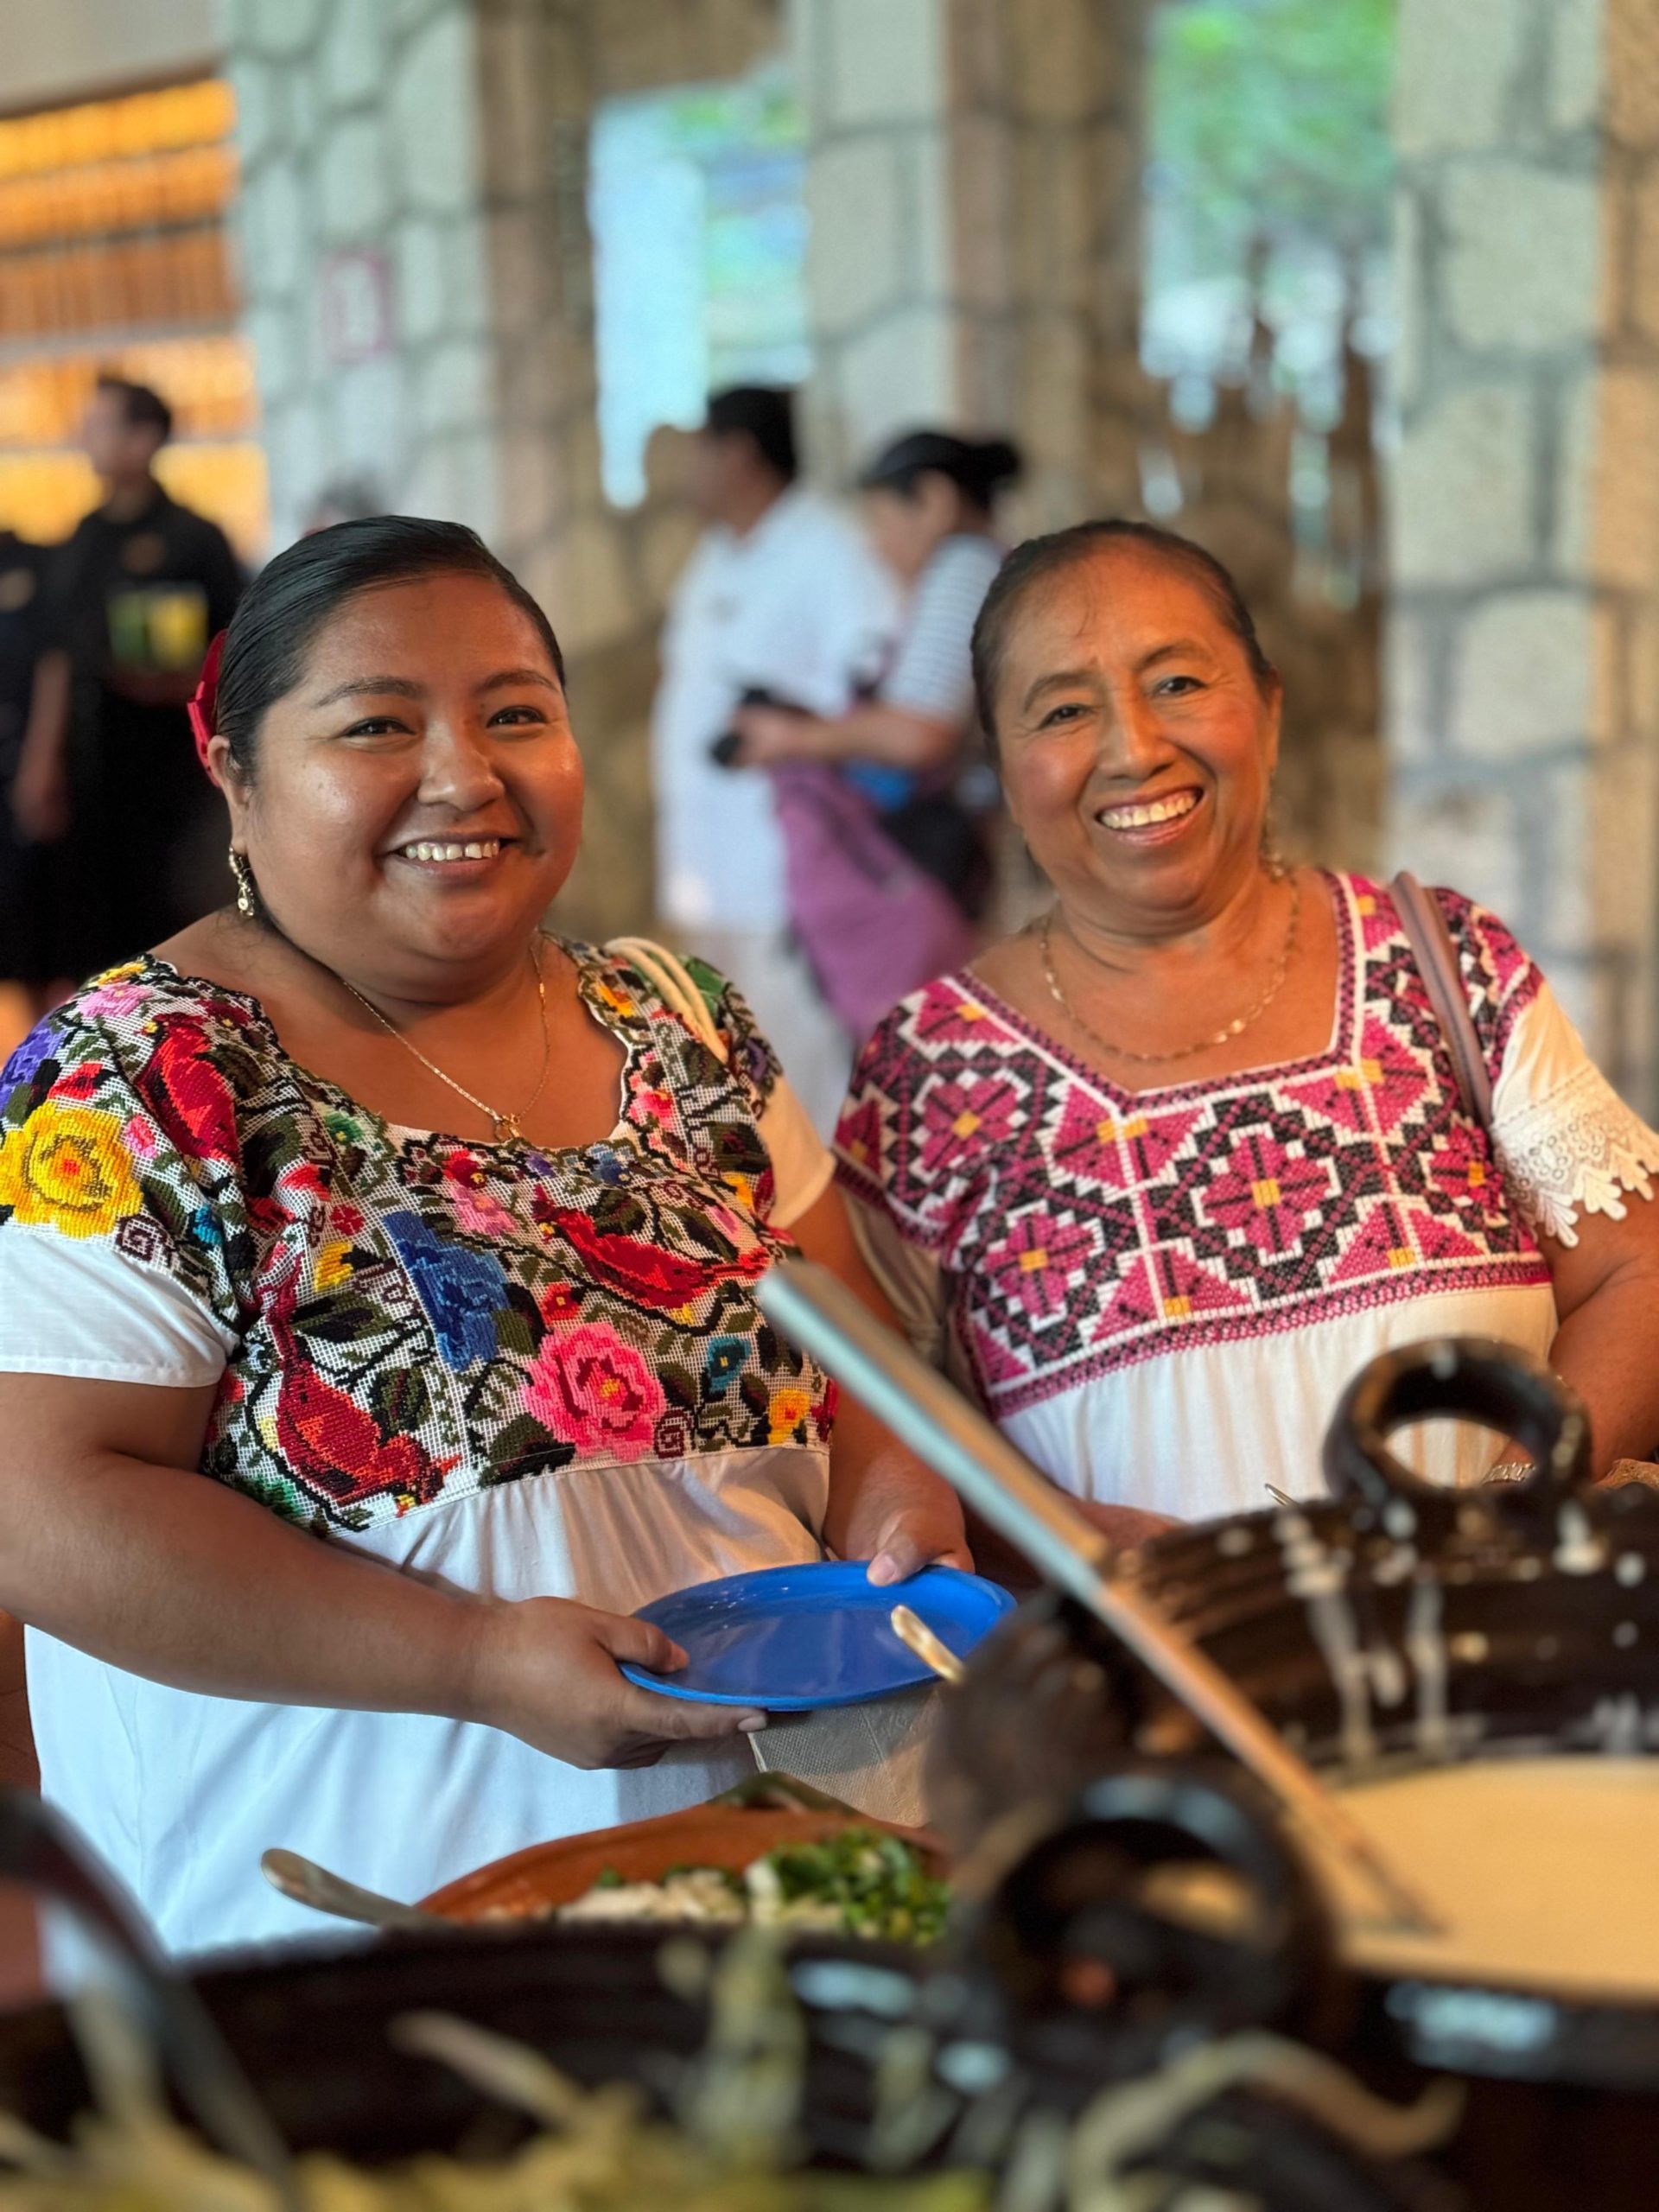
{"left": 759, "top": 1258, "right": 1443, "bottom": 1936}
{"left": 889, "top": 1604, "right": 966, "bottom": 1685}
{"left": 261, "top": 1847, "right": 442, "bottom": 1933}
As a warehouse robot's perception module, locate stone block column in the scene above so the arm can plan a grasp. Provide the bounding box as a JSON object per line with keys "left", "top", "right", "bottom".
{"left": 791, "top": 0, "right": 1148, "bottom": 526}
{"left": 225, "top": 0, "right": 779, "bottom": 940}
{"left": 226, "top": 0, "right": 503, "bottom": 552}
{"left": 1387, "top": 0, "right": 1659, "bottom": 1105}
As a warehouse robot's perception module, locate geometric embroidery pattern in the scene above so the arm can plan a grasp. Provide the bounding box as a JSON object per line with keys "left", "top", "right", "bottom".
{"left": 836, "top": 874, "right": 1550, "bottom": 1420}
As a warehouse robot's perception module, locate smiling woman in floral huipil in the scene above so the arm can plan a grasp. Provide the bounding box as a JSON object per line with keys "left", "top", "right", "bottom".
{"left": 0, "top": 517, "right": 965, "bottom": 1955}
{"left": 836, "top": 521, "right": 1659, "bottom": 1547}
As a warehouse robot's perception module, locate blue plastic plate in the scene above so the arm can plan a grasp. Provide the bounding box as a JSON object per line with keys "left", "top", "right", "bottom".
{"left": 618, "top": 1561, "right": 1015, "bottom": 1710}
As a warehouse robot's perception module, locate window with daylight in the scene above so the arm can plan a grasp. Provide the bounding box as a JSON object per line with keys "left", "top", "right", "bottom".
{"left": 1142, "top": 0, "right": 1395, "bottom": 428}
{"left": 588, "top": 68, "right": 810, "bottom": 509}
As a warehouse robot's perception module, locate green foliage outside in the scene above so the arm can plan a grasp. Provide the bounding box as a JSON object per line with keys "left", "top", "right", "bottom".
{"left": 1149, "top": 0, "right": 1395, "bottom": 282}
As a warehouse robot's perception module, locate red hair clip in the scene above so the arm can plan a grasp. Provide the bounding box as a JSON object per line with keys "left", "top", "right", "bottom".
{"left": 188, "top": 630, "right": 227, "bottom": 772}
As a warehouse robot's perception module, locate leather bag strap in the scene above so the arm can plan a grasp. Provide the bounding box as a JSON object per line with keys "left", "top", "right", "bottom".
{"left": 1391, "top": 870, "right": 1494, "bottom": 1133}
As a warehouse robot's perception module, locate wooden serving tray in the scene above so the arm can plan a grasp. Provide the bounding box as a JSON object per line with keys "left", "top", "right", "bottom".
{"left": 420, "top": 1773, "right": 947, "bottom": 1924}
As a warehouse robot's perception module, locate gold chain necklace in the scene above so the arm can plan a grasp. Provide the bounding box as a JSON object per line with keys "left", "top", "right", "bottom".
{"left": 1038, "top": 874, "right": 1302, "bottom": 1068}
{"left": 340, "top": 938, "right": 551, "bottom": 1142}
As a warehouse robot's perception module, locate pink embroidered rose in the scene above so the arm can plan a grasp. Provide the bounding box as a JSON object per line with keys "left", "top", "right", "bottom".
{"left": 522, "top": 1321, "right": 666, "bottom": 1459}
{"left": 124, "top": 1115, "right": 159, "bottom": 1158}
{"left": 78, "top": 975, "right": 149, "bottom": 1021}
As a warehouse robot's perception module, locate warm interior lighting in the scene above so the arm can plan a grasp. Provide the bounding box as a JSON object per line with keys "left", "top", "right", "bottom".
{"left": 0, "top": 78, "right": 265, "bottom": 557}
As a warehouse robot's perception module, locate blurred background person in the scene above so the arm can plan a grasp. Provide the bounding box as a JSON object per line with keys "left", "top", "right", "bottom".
{"left": 734, "top": 427, "right": 1020, "bottom": 898}
{"left": 11, "top": 377, "right": 244, "bottom": 981}
{"left": 0, "top": 527, "right": 67, "bottom": 1024}
{"left": 651, "top": 384, "right": 895, "bottom": 1130}
{"left": 726, "top": 429, "right": 1020, "bottom": 1044}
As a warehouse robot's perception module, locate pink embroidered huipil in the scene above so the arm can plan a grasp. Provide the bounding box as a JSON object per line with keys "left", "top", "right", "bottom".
{"left": 836, "top": 875, "right": 1659, "bottom": 1517}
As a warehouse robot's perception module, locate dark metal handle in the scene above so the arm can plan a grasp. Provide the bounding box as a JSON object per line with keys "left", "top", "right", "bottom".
{"left": 1322, "top": 1336, "right": 1592, "bottom": 1510}
{"left": 969, "top": 1762, "right": 1338, "bottom": 2072}
{"left": 0, "top": 1789, "right": 296, "bottom": 2199}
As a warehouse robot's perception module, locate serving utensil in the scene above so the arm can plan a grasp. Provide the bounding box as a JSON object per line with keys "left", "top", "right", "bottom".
{"left": 889, "top": 1603, "right": 966, "bottom": 1685}
{"left": 759, "top": 1258, "right": 1441, "bottom": 1936}
{"left": 261, "top": 1847, "right": 442, "bottom": 1933}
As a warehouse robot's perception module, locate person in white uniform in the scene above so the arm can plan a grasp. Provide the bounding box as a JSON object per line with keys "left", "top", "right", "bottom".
{"left": 0, "top": 516, "right": 968, "bottom": 1956}
{"left": 651, "top": 386, "right": 895, "bottom": 1130}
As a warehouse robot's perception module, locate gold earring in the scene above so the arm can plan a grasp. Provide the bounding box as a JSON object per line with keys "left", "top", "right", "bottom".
{"left": 229, "top": 848, "right": 257, "bottom": 918}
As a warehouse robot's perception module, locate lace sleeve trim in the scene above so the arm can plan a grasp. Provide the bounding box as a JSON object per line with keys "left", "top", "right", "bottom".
{"left": 1493, "top": 1060, "right": 1659, "bottom": 1247}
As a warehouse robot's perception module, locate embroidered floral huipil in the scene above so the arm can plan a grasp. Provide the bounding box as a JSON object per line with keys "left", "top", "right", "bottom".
{"left": 0, "top": 944, "right": 836, "bottom": 1954}
{"left": 836, "top": 875, "right": 1659, "bottom": 1517}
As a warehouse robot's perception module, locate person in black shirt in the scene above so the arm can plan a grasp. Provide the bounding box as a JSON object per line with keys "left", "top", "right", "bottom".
{"left": 0, "top": 530, "right": 66, "bottom": 1008}
{"left": 12, "top": 377, "right": 244, "bottom": 977}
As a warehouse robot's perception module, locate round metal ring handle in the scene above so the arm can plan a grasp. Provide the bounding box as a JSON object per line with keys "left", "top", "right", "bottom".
{"left": 968, "top": 1761, "right": 1340, "bottom": 2073}
{"left": 1322, "top": 1335, "right": 1592, "bottom": 1511}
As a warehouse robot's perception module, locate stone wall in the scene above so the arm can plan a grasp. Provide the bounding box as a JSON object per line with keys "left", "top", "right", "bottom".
{"left": 1387, "top": 0, "right": 1659, "bottom": 1104}
{"left": 226, "top": 0, "right": 783, "bottom": 941}
{"left": 227, "top": 0, "right": 502, "bottom": 554}
{"left": 469, "top": 0, "right": 782, "bottom": 941}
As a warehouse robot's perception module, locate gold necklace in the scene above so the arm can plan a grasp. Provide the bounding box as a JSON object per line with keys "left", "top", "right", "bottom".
{"left": 1038, "top": 875, "right": 1302, "bottom": 1068}
{"left": 341, "top": 938, "right": 551, "bottom": 1142}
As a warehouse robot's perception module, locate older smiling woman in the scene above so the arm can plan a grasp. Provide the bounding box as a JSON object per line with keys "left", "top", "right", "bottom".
{"left": 836, "top": 519, "right": 1659, "bottom": 1541}
{"left": 0, "top": 517, "right": 966, "bottom": 1954}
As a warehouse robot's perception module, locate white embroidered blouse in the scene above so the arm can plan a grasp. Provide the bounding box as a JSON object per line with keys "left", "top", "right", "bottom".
{"left": 836, "top": 874, "right": 1659, "bottom": 1517}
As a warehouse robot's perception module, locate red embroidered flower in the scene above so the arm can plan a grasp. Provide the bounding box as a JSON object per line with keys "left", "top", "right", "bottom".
{"left": 54, "top": 1062, "right": 104, "bottom": 1102}
{"left": 522, "top": 1322, "right": 666, "bottom": 1460}
{"left": 538, "top": 1279, "right": 581, "bottom": 1325}
{"left": 331, "top": 1201, "right": 365, "bottom": 1238}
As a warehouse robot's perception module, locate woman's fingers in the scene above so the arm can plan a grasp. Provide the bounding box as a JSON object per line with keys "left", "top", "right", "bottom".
{"left": 589, "top": 1611, "right": 688, "bottom": 1675}
{"left": 865, "top": 1508, "right": 974, "bottom": 1586}
{"left": 614, "top": 1683, "right": 767, "bottom": 1742}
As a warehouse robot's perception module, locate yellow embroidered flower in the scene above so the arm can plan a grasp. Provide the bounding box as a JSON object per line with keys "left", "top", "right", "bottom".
{"left": 768, "top": 1385, "right": 812, "bottom": 1445}
{"left": 0, "top": 1104, "right": 142, "bottom": 1238}
{"left": 315, "top": 1239, "right": 354, "bottom": 1290}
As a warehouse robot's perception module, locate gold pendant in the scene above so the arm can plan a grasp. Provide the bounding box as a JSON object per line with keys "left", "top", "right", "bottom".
{"left": 492, "top": 1112, "right": 522, "bottom": 1142}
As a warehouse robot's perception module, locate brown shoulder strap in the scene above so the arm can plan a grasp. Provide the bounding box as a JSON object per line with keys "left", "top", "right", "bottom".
{"left": 1390, "top": 871, "right": 1494, "bottom": 1132}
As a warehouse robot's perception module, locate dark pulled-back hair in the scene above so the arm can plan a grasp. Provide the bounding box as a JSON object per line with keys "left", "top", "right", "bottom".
{"left": 216, "top": 515, "right": 566, "bottom": 779}
{"left": 96, "top": 373, "right": 173, "bottom": 443}
{"left": 704, "top": 385, "right": 798, "bottom": 482}
{"left": 969, "top": 518, "right": 1277, "bottom": 751}
{"left": 859, "top": 428, "right": 1022, "bottom": 514}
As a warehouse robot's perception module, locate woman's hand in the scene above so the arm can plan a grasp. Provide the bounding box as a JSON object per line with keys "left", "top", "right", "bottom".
{"left": 1073, "top": 1498, "right": 1182, "bottom": 1551}
{"left": 730, "top": 702, "right": 823, "bottom": 766}
{"left": 463, "top": 1596, "right": 766, "bottom": 1770}
{"left": 830, "top": 1458, "right": 973, "bottom": 1586}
